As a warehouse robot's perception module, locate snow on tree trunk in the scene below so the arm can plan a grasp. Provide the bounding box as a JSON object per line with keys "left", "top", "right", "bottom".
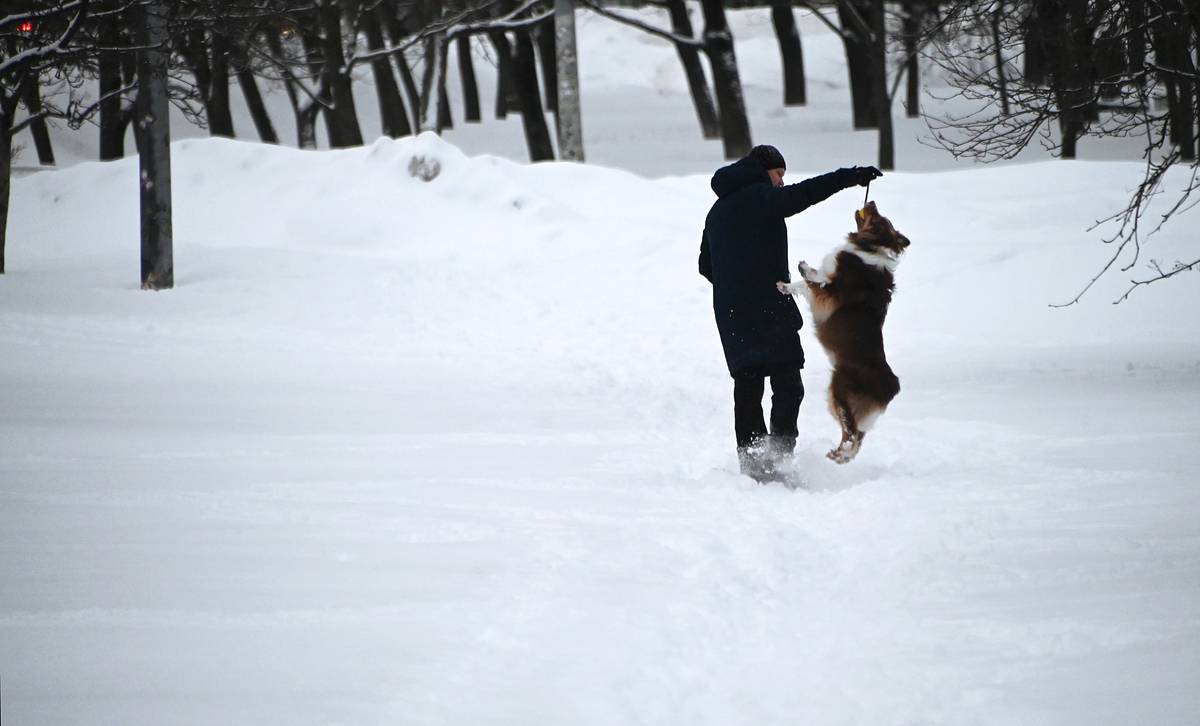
{"left": 555, "top": 0, "right": 585, "bottom": 162}
{"left": 136, "top": 0, "right": 173, "bottom": 290}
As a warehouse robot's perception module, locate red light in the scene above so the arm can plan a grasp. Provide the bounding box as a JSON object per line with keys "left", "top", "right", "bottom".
{"left": 18, "top": 21, "right": 34, "bottom": 33}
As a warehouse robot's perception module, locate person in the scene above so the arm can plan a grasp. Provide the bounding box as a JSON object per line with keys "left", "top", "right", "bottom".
{"left": 698, "top": 145, "right": 881, "bottom": 481}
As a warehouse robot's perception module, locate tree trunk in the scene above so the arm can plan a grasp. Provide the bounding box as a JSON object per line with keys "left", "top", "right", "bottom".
{"left": 554, "top": 0, "right": 584, "bottom": 161}
{"left": 186, "top": 29, "right": 213, "bottom": 112}
{"left": 1060, "top": 116, "right": 1082, "bottom": 158}
{"left": 839, "top": 0, "right": 877, "bottom": 129}
{"left": 236, "top": 66, "right": 279, "bottom": 144}
{"left": 867, "top": 0, "right": 894, "bottom": 169}
{"left": 363, "top": 8, "right": 413, "bottom": 138}
{"left": 513, "top": 30, "right": 556, "bottom": 161}
{"left": 901, "top": 0, "right": 920, "bottom": 117}
{"left": 297, "top": 105, "right": 320, "bottom": 149}
{"left": 1023, "top": 3, "right": 1046, "bottom": 86}
{"left": 490, "top": 31, "right": 522, "bottom": 119}
{"left": 700, "top": 0, "right": 753, "bottom": 158}
{"left": 98, "top": 18, "right": 126, "bottom": 160}
{"left": 318, "top": 0, "right": 364, "bottom": 147}
{"left": 0, "top": 111, "right": 12, "bottom": 274}
{"left": 992, "top": 0, "right": 1009, "bottom": 116}
{"left": 1125, "top": 0, "right": 1146, "bottom": 87}
{"left": 457, "top": 35, "right": 482, "bottom": 123}
{"left": 265, "top": 31, "right": 318, "bottom": 149}
{"left": 379, "top": 5, "right": 422, "bottom": 130}
{"left": 771, "top": 1, "right": 806, "bottom": 106}
{"left": 136, "top": 0, "right": 174, "bottom": 290}
{"left": 419, "top": 34, "right": 446, "bottom": 132}
{"left": 208, "top": 32, "right": 235, "bottom": 137}
{"left": 437, "top": 41, "right": 453, "bottom": 131}
{"left": 665, "top": 0, "right": 720, "bottom": 139}
{"left": 536, "top": 22, "right": 558, "bottom": 114}
{"left": 1177, "top": 74, "right": 1196, "bottom": 162}
{"left": 396, "top": 53, "right": 423, "bottom": 130}
{"left": 18, "top": 76, "right": 55, "bottom": 166}
{"left": 1096, "top": 28, "right": 1123, "bottom": 100}
{"left": 1164, "top": 32, "right": 1196, "bottom": 161}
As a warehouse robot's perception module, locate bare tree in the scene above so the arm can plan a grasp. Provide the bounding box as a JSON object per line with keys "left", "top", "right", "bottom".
{"left": 1, "top": 0, "right": 93, "bottom": 275}
{"left": 800, "top": 0, "right": 899, "bottom": 169}
{"left": 136, "top": 0, "right": 173, "bottom": 289}
{"left": 924, "top": 0, "right": 1200, "bottom": 300}
{"left": 581, "top": 0, "right": 752, "bottom": 157}
{"left": 771, "top": 0, "right": 806, "bottom": 106}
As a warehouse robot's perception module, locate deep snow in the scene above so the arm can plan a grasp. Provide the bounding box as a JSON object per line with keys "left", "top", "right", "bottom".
{"left": 4, "top": 6, "right": 1200, "bottom": 725}
{"left": 3, "top": 132, "right": 1199, "bottom": 725}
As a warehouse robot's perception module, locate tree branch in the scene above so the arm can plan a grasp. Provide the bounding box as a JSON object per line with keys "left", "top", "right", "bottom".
{"left": 577, "top": 0, "right": 703, "bottom": 49}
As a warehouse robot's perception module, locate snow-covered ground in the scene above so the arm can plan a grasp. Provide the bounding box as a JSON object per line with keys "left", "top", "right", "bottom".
{"left": 3, "top": 7, "right": 1200, "bottom": 726}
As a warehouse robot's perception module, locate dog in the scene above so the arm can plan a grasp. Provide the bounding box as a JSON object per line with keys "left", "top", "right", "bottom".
{"left": 776, "top": 201, "right": 910, "bottom": 464}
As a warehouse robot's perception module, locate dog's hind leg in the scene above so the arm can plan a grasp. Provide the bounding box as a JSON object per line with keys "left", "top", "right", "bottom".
{"left": 826, "top": 371, "right": 864, "bottom": 464}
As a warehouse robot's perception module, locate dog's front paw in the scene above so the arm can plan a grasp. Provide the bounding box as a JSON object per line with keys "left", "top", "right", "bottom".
{"left": 797, "top": 261, "right": 818, "bottom": 282}
{"left": 776, "top": 281, "right": 795, "bottom": 296}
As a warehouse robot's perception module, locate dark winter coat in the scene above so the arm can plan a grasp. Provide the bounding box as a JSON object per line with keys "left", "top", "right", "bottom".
{"left": 699, "top": 159, "right": 858, "bottom": 375}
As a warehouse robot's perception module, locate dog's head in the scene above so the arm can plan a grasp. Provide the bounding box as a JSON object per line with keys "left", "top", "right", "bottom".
{"left": 851, "top": 201, "right": 910, "bottom": 255}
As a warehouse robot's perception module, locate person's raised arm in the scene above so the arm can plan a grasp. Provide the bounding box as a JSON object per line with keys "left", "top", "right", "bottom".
{"left": 765, "top": 166, "right": 882, "bottom": 218}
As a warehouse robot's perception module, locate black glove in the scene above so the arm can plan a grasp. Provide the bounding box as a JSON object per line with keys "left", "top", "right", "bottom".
{"left": 850, "top": 165, "right": 883, "bottom": 187}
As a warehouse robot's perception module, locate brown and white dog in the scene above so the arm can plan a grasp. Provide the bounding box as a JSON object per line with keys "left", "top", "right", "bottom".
{"left": 776, "top": 201, "right": 910, "bottom": 464}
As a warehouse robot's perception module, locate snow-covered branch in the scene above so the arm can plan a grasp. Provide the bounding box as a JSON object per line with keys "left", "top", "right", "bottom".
{"left": 0, "top": 0, "right": 91, "bottom": 78}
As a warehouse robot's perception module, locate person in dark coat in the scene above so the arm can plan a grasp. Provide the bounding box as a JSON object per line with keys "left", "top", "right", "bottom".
{"left": 699, "top": 145, "right": 881, "bottom": 481}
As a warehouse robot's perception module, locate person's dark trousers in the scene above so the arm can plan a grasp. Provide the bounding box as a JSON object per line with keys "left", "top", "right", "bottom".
{"left": 733, "top": 363, "right": 804, "bottom": 453}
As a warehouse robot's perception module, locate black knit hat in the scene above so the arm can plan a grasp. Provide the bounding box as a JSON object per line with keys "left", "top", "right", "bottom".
{"left": 747, "top": 145, "right": 786, "bottom": 171}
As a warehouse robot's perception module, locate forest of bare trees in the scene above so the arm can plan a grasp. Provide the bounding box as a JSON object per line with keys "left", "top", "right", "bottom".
{"left": 2, "top": 0, "right": 1198, "bottom": 294}
{"left": 925, "top": 0, "right": 1199, "bottom": 300}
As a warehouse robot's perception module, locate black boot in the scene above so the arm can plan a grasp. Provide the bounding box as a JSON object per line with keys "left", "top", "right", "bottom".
{"left": 767, "top": 434, "right": 797, "bottom": 466}
{"left": 738, "top": 439, "right": 783, "bottom": 483}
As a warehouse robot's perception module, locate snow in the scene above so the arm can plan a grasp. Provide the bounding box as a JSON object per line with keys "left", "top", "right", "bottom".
{"left": 4, "top": 7, "right": 1200, "bottom": 726}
